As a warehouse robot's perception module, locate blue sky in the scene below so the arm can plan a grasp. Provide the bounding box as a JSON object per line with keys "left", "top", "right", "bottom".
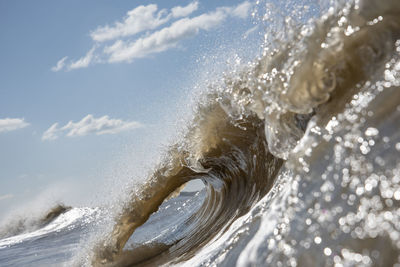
{"left": 0, "top": 0, "right": 259, "bottom": 217}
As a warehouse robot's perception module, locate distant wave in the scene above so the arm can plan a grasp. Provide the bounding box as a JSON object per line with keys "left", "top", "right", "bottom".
{"left": 0, "top": 207, "right": 99, "bottom": 249}
{"left": 0, "top": 204, "right": 71, "bottom": 240}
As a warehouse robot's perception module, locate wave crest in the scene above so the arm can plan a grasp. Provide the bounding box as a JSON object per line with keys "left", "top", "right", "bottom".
{"left": 91, "top": 0, "right": 400, "bottom": 265}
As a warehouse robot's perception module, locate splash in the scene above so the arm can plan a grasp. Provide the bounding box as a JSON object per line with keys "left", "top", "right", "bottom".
{"left": 87, "top": 0, "right": 400, "bottom": 266}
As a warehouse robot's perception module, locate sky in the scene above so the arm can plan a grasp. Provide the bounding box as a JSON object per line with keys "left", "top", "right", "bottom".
{"left": 0, "top": 0, "right": 259, "bottom": 217}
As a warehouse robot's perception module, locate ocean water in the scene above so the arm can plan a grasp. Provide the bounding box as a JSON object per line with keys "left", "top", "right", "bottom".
{"left": 1, "top": 0, "right": 400, "bottom": 266}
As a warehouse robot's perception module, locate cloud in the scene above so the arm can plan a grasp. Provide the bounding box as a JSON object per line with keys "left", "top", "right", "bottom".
{"left": 68, "top": 47, "right": 96, "bottom": 70}
{"left": 90, "top": 2, "right": 199, "bottom": 43}
{"left": 105, "top": 11, "right": 227, "bottom": 62}
{"left": 91, "top": 4, "right": 169, "bottom": 43}
{"left": 42, "top": 114, "right": 143, "bottom": 141}
{"left": 0, "top": 194, "right": 14, "bottom": 201}
{"left": 171, "top": 1, "right": 199, "bottom": 18}
{"left": 231, "top": 1, "right": 252, "bottom": 19}
{"left": 49, "top": 47, "right": 96, "bottom": 72}
{"left": 105, "top": 3, "right": 251, "bottom": 63}
{"left": 0, "top": 118, "right": 30, "bottom": 133}
{"left": 42, "top": 123, "right": 60, "bottom": 141}
{"left": 51, "top": 56, "right": 68, "bottom": 72}
{"left": 54, "top": 1, "right": 252, "bottom": 70}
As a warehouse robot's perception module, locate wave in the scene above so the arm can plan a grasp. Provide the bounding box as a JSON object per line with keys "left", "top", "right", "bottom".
{"left": 0, "top": 204, "right": 71, "bottom": 240}
{"left": 90, "top": 0, "right": 400, "bottom": 266}
{"left": 0, "top": 207, "right": 99, "bottom": 249}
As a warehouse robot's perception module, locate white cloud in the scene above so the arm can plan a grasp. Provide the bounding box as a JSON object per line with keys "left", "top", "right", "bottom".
{"left": 54, "top": 1, "right": 252, "bottom": 70}
{"left": 68, "top": 47, "right": 96, "bottom": 70}
{"left": 90, "top": 2, "right": 199, "bottom": 43}
{"left": 42, "top": 123, "right": 60, "bottom": 141}
{"left": 105, "top": 11, "right": 226, "bottom": 63}
{"left": 0, "top": 118, "right": 30, "bottom": 133}
{"left": 171, "top": 1, "right": 199, "bottom": 18}
{"left": 0, "top": 194, "right": 13, "bottom": 201}
{"left": 91, "top": 4, "right": 169, "bottom": 43}
{"left": 42, "top": 114, "right": 143, "bottom": 141}
{"left": 231, "top": 1, "right": 252, "bottom": 19}
{"left": 106, "top": 3, "right": 251, "bottom": 63}
{"left": 51, "top": 56, "right": 68, "bottom": 72}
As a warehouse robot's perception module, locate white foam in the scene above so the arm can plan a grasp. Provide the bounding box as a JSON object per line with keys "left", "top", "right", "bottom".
{"left": 0, "top": 207, "right": 98, "bottom": 249}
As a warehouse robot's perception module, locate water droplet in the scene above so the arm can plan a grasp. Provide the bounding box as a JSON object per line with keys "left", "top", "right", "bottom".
{"left": 324, "top": 247, "right": 332, "bottom": 256}
{"left": 365, "top": 127, "right": 379, "bottom": 137}
{"left": 396, "top": 143, "right": 400, "bottom": 151}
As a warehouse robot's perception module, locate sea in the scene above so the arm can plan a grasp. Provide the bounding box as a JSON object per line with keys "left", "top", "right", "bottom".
{"left": 1, "top": 0, "right": 400, "bottom": 266}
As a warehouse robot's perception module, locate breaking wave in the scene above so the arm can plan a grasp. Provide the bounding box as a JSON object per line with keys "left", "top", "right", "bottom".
{"left": 0, "top": 207, "right": 99, "bottom": 250}
{"left": 0, "top": 204, "right": 72, "bottom": 240}
{"left": 84, "top": 0, "right": 400, "bottom": 266}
